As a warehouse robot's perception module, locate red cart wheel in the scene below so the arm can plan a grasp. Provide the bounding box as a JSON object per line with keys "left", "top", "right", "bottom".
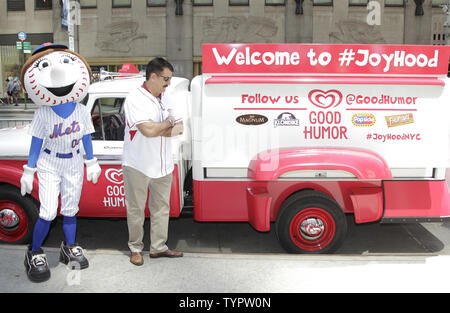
{"left": 276, "top": 190, "right": 347, "bottom": 254}
{"left": 0, "top": 185, "right": 38, "bottom": 244}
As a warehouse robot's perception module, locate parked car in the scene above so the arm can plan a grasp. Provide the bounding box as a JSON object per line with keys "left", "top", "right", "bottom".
{"left": 1, "top": 43, "right": 449, "bottom": 254}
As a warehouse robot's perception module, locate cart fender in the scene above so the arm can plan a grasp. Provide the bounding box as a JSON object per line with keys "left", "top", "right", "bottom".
{"left": 246, "top": 182, "right": 272, "bottom": 232}
{"left": 247, "top": 147, "right": 391, "bottom": 226}
{"left": 0, "top": 163, "right": 40, "bottom": 199}
{"left": 248, "top": 147, "right": 392, "bottom": 181}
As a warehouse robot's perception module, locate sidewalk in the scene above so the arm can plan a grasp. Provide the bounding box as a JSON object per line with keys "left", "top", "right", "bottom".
{"left": 0, "top": 101, "right": 39, "bottom": 114}
{"left": 2, "top": 244, "right": 450, "bottom": 293}
{"left": 2, "top": 215, "right": 450, "bottom": 293}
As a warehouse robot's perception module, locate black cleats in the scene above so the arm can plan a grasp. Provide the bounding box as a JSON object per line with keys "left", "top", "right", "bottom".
{"left": 59, "top": 242, "right": 89, "bottom": 270}
{"left": 24, "top": 247, "right": 51, "bottom": 283}
{"left": 24, "top": 243, "right": 88, "bottom": 283}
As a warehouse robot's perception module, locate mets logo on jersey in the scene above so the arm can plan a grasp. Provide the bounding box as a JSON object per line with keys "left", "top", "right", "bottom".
{"left": 49, "top": 121, "right": 81, "bottom": 139}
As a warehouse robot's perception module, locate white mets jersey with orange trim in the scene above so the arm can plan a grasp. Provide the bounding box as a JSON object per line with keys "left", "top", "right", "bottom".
{"left": 29, "top": 104, "right": 94, "bottom": 154}
{"left": 28, "top": 103, "right": 94, "bottom": 220}
{"left": 122, "top": 84, "right": 174, "bottom": 179}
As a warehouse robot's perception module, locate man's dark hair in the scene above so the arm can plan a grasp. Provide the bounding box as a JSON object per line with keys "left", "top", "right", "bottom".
{"left": 146, "top": 57, "right": 174, "bottom": 80}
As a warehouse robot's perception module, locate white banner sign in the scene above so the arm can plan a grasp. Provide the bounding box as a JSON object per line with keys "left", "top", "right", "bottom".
{"left": 201, "top": 82, "right": 449, "bottom": 169}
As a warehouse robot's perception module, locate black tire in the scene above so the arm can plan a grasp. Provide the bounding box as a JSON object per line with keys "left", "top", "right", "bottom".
{"left": 0, "top": 185, "right": 39, "bottom": 244}
{"left": 276, "top": 190, "right": 347, "bottom": 254}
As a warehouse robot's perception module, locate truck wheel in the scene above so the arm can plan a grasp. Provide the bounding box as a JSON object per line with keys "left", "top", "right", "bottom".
{"left": 0, "top": 185, "right": 39, "bottom": 244}
{"left": 276, "top": 190, "right": 347, "bottom": 254}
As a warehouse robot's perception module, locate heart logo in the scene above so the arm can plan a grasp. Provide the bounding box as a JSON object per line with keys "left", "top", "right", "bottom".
{"left": 105, "top": 168, "right": 123, "bottom": 184}
{"left": 308, "top": 89, "right": 343, "bottom": 109}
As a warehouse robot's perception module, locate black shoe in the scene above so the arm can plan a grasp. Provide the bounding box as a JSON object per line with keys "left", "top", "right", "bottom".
{"left": 24, "top": 247, "right": 51, "bottom": 283}
{"left": 59, "top": 242, "right": 89, "bottom": 269}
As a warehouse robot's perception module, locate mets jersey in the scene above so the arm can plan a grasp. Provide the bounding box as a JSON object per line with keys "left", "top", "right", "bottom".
{"left": 28, "top": 103, "right": 94, "bottom": 156}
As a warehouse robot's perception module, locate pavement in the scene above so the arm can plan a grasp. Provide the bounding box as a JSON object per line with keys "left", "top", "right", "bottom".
{"left": 0, "top": 101, "right": 39, "bottom": 113}
{"left": 2, "top": 217, "right": 450, "bottom": 293}
{"left": 2, "top": 244, "right": 450, "bottom": 293}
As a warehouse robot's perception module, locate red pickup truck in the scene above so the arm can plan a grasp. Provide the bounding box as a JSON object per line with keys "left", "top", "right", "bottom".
{"left": 1, "top": 43, "right": 449, "bottom": 254}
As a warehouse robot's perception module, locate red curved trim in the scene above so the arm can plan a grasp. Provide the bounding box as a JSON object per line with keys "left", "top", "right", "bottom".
{"left": 248, "top": 147, "right": 392, "bottom": 181}
{"left": 0, "top": 161, "right": 40, "bottom": 199}
{"left": 205, "top": 76, "right": 445, "bottom": 86}
{"left": 169, "top": 164, "right": 181, "bottom": 218}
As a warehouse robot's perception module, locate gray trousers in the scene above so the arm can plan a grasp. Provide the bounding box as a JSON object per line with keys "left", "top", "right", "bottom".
{"left": 122, "top": 165, "right": 173, "bottom": 254}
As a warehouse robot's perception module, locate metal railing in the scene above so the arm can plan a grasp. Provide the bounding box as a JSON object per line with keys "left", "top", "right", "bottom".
{"left": 0, "top": 118, "right": 32, "bottom": 129}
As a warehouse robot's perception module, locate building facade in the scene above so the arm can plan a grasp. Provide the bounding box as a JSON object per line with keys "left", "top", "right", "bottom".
{"left": 0, "top": 0, "right": 448, "bottom": 95}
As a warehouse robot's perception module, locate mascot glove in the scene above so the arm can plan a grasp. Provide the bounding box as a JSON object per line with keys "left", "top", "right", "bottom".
{"left": 21, "top": 165, "right": 37, "bottom": 196}
{"left": 85, "top": 157, "right": 101, "bottom": 184}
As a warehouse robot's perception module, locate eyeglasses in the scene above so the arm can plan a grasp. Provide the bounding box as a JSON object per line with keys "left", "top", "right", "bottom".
{"left": 157, "top": 73, "right": 172, "bottom": 82}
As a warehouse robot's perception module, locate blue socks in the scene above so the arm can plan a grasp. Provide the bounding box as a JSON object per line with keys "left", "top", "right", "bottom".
{"left": 31, "top": 216, "right": 77, "bottom": 251}
{"left": 31, "top": 218, "right": 51, "bottom": 251}
{"left": 62, "top": 216, "right": 77, "bottom": 246}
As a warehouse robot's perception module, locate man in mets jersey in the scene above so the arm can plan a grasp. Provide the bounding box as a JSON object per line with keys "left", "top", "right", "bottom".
{"left": 122, "top": 57, "right": 183, "bottom": 266}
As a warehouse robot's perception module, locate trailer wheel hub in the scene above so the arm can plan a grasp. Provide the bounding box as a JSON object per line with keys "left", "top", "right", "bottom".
{"left": 299, "top": 218, "right": 325, "bottom": 240}
{"left": 289, "top": 207, "right": 336, "bottom": 252}
{"left": 0, "top": 208, "right": 20, "bottom": 230}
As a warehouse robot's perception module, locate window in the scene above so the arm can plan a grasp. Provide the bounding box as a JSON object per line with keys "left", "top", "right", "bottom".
{"left": 7, "top": 0, "right": 25, "bottom": 11}
{"left": 432, "top": 32, "right": 446, "bottom": 45}
{"left": 147, "top": 0, "right": 166, "bottom": 6}
{"left": 349, "top": 0, "right": 368, "bottom": 6}
{"left": 265, "top": 0, "right": 285, "bottom": 5}
{"left": 385, "top": 0, "right": 404, "bottom": 6}
{"left": 229, "top": 0, "right": 249, "bottom": 6}
{"left": 313, "top": 0, "right": 333, "bottom": 5}
{"left": 35, "top": 0, "right": 52, "bottom": 10}
{"left": 432, "top": 0, "right": 448, "bottom": 7}
{"left": 80, "top": 0, "right": 97, "bottom": 8}
{"left": 193, "top": 0, "right": 213, "bottom": 5}
{"left": 91, "top": 98, "right": 125, "bottom": 141}
{"left": 112, "top": 0, "right": 131, "bottom": 8}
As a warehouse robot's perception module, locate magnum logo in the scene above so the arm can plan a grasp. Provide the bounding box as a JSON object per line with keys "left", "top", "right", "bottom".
{"left": 385, "top": 113, "right": 414, "bottom": 128}
{"left": 236, "top": 114, "right": 268, "bottom": 125}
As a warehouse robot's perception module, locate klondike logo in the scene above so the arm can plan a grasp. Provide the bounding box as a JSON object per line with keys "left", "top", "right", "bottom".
{"left": 274, "top": 112, "right": 300, "bottom": 127}
{"left": 236, "top": 114, "right": 268, "bottom": 125}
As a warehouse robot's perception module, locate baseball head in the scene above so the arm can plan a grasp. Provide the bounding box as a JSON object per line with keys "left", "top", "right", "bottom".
{"left": 21, "top": 43, "right": 92, "bottom": 106}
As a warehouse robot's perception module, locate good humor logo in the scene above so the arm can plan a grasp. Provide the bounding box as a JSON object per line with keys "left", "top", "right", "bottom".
{"left": 105, "top": 168, "right": 123, "bottom": 184}
{"left": 308, "top": 89, "right": 343, "bottom": 109}
{"left": 103, "top": 168, "right": 125, "bottom": 208}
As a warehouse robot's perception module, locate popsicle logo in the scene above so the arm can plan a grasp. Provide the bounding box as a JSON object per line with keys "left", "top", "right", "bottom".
{"left": 308, "top": 89, "right": 343, "bottom": 109}
{"left": 352, "top": 113, "right": 376, "bottom": 127}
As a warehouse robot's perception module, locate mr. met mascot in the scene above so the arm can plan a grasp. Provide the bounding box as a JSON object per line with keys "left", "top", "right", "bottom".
{"left": 20, "top": 43, "right": 101, "bottom": 282}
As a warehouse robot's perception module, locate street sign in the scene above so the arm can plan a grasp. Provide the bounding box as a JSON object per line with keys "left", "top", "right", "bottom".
{"left": 18, "top": 32, "right": 27, "bottom": 42}
{"left": 17, "top": 41, "right": 31, "bottom": 52}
